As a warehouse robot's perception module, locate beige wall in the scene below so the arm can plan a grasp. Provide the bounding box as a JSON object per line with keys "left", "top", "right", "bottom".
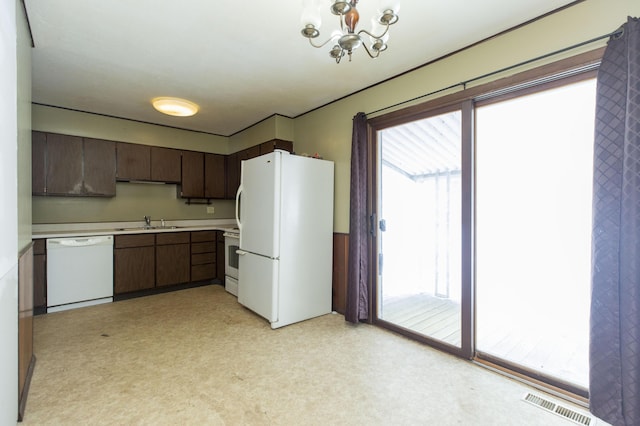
{"left": 32, "top": 183, "right": 236, "bottom": 224}
{"left": 293, "top": 0, "right": 640, "bottom": 233}
{"left": 31, "top": 0, "right": 639, "bottom": 228}
{"left": 1, "top": 0, "right": 22, "bottom": 422}
{"left": 17, "top": 0, "right": 32, "bottom": 249}
{"left": 228, "top": 114, "right": 294, "bottom": 153}
{"left": 32, "top": 105, "right": 228, "bottom": 153}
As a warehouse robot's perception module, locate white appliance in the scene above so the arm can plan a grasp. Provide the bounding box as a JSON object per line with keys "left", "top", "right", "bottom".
{"left": 46, "top": 235, "right": 114, "bottom": 313}
{"left": 223, "top": 229, "right": 240, "bottom": 296}
{"left": 235, "top": 150, "right": 334, "bottom": 329}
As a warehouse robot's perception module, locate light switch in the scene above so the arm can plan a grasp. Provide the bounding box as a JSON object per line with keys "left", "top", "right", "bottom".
{"left": 207, "top": 206, "right": 215, "bottom": 214}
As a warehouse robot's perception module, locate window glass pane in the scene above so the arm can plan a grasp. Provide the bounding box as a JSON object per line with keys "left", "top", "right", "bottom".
{"left": 475, "top": 79, "right": 595, "bottom": 388}
{"left": 377, "top": 110, "right": 462, "bottom": 348}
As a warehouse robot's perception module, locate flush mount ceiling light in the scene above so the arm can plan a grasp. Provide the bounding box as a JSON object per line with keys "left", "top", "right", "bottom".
{"left": 151, "top": 97, "right": 199, "bottom": 117}
{"left": 300, "top": 0, "right": 399, "bottom": 64}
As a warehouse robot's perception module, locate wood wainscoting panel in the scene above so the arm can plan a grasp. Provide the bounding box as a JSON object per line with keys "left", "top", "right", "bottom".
{"left": 332, "top": 233, "right": 349, "bottom": 315}
{"left": 18, "top": 243, "right": 36, "bottom": 421}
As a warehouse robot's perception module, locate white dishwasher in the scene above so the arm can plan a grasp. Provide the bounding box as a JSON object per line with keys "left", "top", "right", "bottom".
{"left": 47, "top": 235, "right": 114, "bottom": 313}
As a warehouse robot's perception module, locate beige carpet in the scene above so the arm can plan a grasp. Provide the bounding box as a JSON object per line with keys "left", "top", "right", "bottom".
{"left": 22, "top": 285, "right": 594, "bottom": 425}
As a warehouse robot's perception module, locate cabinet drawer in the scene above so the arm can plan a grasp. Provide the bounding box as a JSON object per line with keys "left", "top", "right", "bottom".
{"left": 115, "top": 234, "right": 155, "bottom": 248}
{"left": 191, "top": 230, "right": 216, "bottom": 242}
{"left": 192, "top": 252, "right": 215, "bottom": 265}
{"left": 156, "top": 232, "right": 190, "bottom": 245}
{"left": 191, "top": 241, "right": 215, "bottom": 254}
{"left": 191, "top": 264, "right": 215, "bottom": 282}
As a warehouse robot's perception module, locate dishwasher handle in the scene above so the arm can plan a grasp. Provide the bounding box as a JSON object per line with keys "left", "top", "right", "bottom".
{"left": 47, "top": 236, "right": 113, "bottom": 248}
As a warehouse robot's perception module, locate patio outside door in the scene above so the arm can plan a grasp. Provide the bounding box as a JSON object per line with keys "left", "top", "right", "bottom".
{"left": 375, "top": 107, "right": 469, "bottom": 355}
{"left": 372, "top": 75, "right": 594, "bottom": 394}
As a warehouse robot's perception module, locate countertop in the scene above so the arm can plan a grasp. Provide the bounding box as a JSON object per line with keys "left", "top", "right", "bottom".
{"left": 32, "top": 219, "right": 238, "bottom": 239}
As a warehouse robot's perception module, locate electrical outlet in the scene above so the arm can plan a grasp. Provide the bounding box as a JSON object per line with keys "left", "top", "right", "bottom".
{"left": 206, "top": 206, "right": 215, "bottom": 214}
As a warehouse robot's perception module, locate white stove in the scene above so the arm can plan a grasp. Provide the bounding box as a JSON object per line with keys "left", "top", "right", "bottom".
{"left": 222, "top": 228, "right": 240, "bottom": 296}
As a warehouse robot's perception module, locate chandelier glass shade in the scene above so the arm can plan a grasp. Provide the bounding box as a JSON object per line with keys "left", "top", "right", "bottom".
{"left": 301, "top": 0, "right": 399, "bottom": 64}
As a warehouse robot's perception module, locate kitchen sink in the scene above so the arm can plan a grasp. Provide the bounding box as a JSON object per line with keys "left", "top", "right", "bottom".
{"left": 114, "top": 226, "right": 181, "bottom": 231}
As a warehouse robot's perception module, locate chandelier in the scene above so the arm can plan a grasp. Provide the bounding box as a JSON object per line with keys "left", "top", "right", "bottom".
{"left": 300, "top": 1, "right": 399, "bottom": 64}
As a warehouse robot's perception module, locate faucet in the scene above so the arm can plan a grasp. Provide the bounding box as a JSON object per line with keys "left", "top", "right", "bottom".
{"left": 144, "top": 215, "right": 151, "bottom": 227}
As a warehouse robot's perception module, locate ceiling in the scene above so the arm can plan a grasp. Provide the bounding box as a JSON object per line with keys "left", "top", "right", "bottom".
{"left": 25, "top": 0, "right": 577, "bottom": 137}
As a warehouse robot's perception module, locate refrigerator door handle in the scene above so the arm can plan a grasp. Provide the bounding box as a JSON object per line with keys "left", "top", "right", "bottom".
{"left": 236, "top": 249, "right": 248, "bottom": 255}
{"left": 235, "top": 184, "right": 243, "bottom": 231}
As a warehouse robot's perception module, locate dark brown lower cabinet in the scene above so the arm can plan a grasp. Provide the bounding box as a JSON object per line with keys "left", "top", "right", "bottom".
{"left": 191, "top": 231, "right": 216, "bottom": 282}
{"left": 33, "top": 239, "right": 46, "bottom": 314}
{"left": 114, "top": 234, "right": 155, "bottom": 294}
{"left": 216, "top": 231, "right": 225, "bottom": 281}
{"left": 156, "top": 233, "right": 190, "bottom": 287}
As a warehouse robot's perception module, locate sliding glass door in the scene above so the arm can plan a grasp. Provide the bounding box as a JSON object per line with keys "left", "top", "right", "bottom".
{"left": 475, "top": 78, "right": 596, "bottom": 391}
{"left": 371, "top": 71, "right": 596, "bottom": 394}
{"left": 376, "top": 108, "right": 466, "bottom": 353}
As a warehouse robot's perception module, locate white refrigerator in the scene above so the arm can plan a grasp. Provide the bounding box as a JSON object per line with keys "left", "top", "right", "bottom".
{"left": 235, "top": 150, "right": 334, "bottom": 329}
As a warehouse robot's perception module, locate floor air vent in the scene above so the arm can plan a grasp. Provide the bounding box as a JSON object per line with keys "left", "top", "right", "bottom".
{"left": 522, "top": 393, "right": 595, "bottom": 425}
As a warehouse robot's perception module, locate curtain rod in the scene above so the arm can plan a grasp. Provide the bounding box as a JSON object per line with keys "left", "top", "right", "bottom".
{"left": 367, "top": 27, "right": 623, "bottom": 117}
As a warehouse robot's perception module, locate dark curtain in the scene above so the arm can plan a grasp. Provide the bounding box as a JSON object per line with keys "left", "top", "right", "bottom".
{"left": 346, "top": 112, "right": 369, "bottom": 323}
{"left": 590, "top": 17, "right": 640, "bottom": 426}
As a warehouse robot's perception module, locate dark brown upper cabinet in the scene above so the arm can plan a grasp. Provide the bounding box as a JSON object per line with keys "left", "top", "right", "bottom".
{"left": 259, "top": 139, "right": 293, "bottom": 155}
{"left": 224, "top": 140, "right": 293, "bottom": 199}
{"left": 116, "top": 142, "right": 151, "bottom": 181}
{"left": 225, "top": 152, "right": 239, "bottom": 200}
{"left": 83, "top": 138, "right": 117, "bottom": 196}
{"left": 31, "top": 131, "right": 47, "bottom": 194}
{"left": 151, "top": 146, "right": 182, "bottom": 183}
{"left": 180, "top": 151, "right": 227, "bottom": 200}
{"left": 117, "top": 143, "right": 181, "bottom": 183}
{"left": 204, "top": 153, "right": 226, "bottom": 199}
{"left": 180, "top": 150, "right": 204, "bottom": 198}
{"left": 46, "top": 133, "right": 83, "bottom": 195}
{"left": 32, "top": 131, "right": 116, "bottom": 197}
{"left": 224, "top": 145, "right": 260, "bottom": 200}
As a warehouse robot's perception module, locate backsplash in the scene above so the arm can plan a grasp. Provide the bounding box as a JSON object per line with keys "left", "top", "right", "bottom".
{"left": 32, "top": 182, "right": 235, "bottom": 224}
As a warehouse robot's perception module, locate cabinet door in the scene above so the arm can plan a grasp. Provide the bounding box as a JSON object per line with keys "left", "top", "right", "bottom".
{"left": 259, "top": 139, "right": 293, "bottom": 155}
{"left": 32, "top": 131, "right": 47, "bottom": 195}
{"left": 46, "top": 133, "right": 83, "bottom": 195}
{"left": 216, "top": 231, "right": 225, "bottom": 281}
{"left": 204, "top": 153, "right": 226, "bottom": 199}
{"left": 33, "top": 254, "right": 46, "bottom": 311}
{"left": 180, "top": 150, "right": 204, "bottom": 198}
{"left": 273, "top": 139, "right": 293, "bottom": 153}
{"left": 33, "top": 239, "right": 46, "bottom": 313}
{"left": 114, "top": 246, "right": 155, "bottom": 293}
{"left": 225, "top": 152, "right": 239, "bottom": 199}
{"left": 156, "top": 244, "right": 190, "bottom": 286}
{"left": 151, "top": 146, "right": 181, "bottom": 182}
{"left": 83, "top": 138, "right": 116, "bottom": 196}
{"left": 117, "top": 142, "right": 151, "bottom": 181}
{"left": 243, "top": 145, "right": 261, "bottom": 160}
